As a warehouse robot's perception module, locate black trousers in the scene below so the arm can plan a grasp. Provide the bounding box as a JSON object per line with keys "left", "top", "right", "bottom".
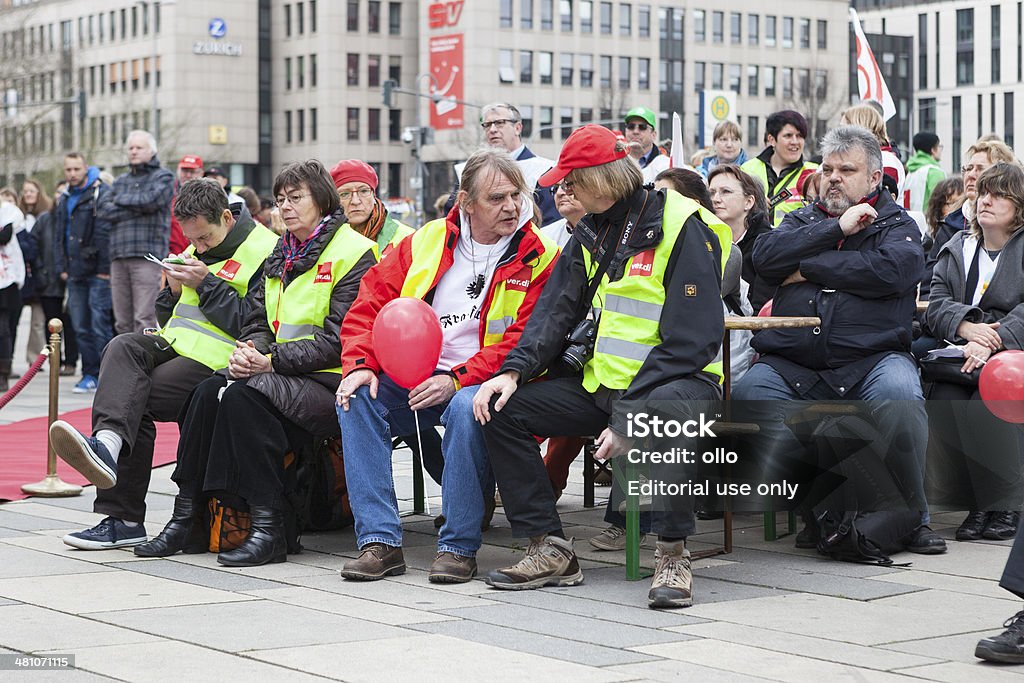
{"left": 1001, "top": 527, "right": 1024, "bottom": 599}
{"left": 173, "top": 375, "right": 305, "bottom": 511}
{"left": 483, "top": 375, "right": 720, "bottom": 539}
{"left": 93, "top": 333, "right": 212, "bottom": 522}
{"left": 40, "top": 295, "right": 77, "bottom": 366}
{"left": 0, "top": 283, "right": 19, "bottom": 361}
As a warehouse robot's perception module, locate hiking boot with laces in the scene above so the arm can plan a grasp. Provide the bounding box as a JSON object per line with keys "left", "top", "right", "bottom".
{"left": 976, "top": 609, "right": 1024, "bottom": 663}
{"left": 648, "top": 541, "right": 693, "bottom": 609}
{"left": 957, "top": 511, "right": 991, "bottom": 541}
{"left": 339, "top": 543, "right": 405, "bottom": 581}
{"left": 429, "top": 552, "right": 477, "bottom": 583}
{"left": 486, "top": 535, "right": 583, "bottom": 590}
{"left": 589, "top": 524, "right": 647, "bottom": 551}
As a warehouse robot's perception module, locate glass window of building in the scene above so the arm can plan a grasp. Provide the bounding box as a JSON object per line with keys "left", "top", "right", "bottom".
{"left": 521, "top": 50, "right": 533, "bottom": 83}
{"left": 600, "top": 2, "right": 612, "bottom": 33}
{"left": 347, "top": 53, "right": 359, "bottom": 86}
{"left": 747, "top": 64, "right": 759, "bottom": 96}
{"left": 765, "top": 15, "right": 776, "bottom": 47}
{"left": 730, "top": 12, "right": 741, "bottom": 44}
{"left": 694, "top": 61, "right": 705, "bottom": 93}
{"left": 285, "top": 4, "right": 292, "bottom": 37}
{"left": 389, "top": 55, "right": 401, "bottom": 83}
{"left": 285, "top": 57, "right": 292, "bottom": 90}
{"left": 310, "top": 1, "right": 318, "bottom": 32}
{"left": 388, "top": 3, "right": 401, "bottom": 34}
{"left": 285, "top": 110, "right": 292, "bottom": 143}
{"left": 956, "top": 8, "right": 974, "bottom": 85}
{"left": 347, "top": 1, "right": 358, "bottom": 31}
{"left": 728, "top": 64, "right": 741, "bottom": 93}
{"left": 992, "top": 5, "right": 1001, "bottom": 84}
{"left": 297, "top": 55, "right": 305, "bottom": 88}
{"left": 368, "top": 109, "right": 381, "bottom": 141}
{"left": 748, "top": 14, "right": 759, "bottom": 45}
{"left": 765, "top": 65, "right": 776, "bottom": 96}
{"left": 712, "top": 11, "right": 723, "bottom": 43}
{"left": 540, "top": 106, "right": 553, "bottom": 139}
{"left": 346, "top": 108, "right": 357, "bottom": 142}
{"left": 540, "top": 51, "right": 553, "bottom": 84}
{"left": 782, "top": 17, "right": 793, "bottom": 48}
{"left": 580, "top": 54, "right": 594, "bottom": 86}
{"left": 368, "top": 54, "right": 380, "bottom": 87}
{"left": 367, "top": 1, "right": 380, "bottom": 32}
{"left": 521, "top": 105, "right": 534, "bottom": 137}
{"left": 600, "top": 54, "right": 612, "bottom": 87}
{"left": 297, "top": 1, "right": 305, "bottom": 34}
{"left": 639, "top": 5, "right": 650, "bottom": 37}
{"left": 499, "top": 49, "right": 515, "bottom": 82}
{"left": 389, "top": 109, "right": 401, "bottom": 141}
{"left": 711, "top": 62, "right": 723, "bottom": 89}
{"left": 580, "top": 0, "right": 592, "bottom": 32}
{"left": 619, "top": 56, "right": 631, "bottom": 88}
{"left": 620, "top": 3, "right": 631, "bottom": 36}
{"left": 694, "top": 9, "right": 705, "bottom": 42}
{"left": 638, "top": 57, "right": 650, "bottom": 89}
{"left": 311, "top": 108, "right": 318, "bottom": 141}
{"left": 501, "top": 0, "right": 513, "bottom": 28}
{"left": 799, "top": 18, "right": 810, "bottom": 49}
{"left": 817, "top": 19, "right": 827, "bottom": 49}
{"left": 561, "top": 0, "right": 572, "bottom": 31}
{"left": 541, "top": 0, "right": 553, "bottom": 29}
{"left": 561, "top": 53, "right": 574, "bottom": 85}
{"left": 782, "top": 67, "right": 793, "bottom": 97}
{"left": 522, "top": 0, "right": 534, "bottom": 29}
{"left": 561, "top": 107, "right": 573, "bottom": 139}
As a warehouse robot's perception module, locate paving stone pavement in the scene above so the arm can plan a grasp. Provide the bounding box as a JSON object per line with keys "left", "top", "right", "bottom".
{"left": 1, "top": 323, "right": 1022, "bottom": 681}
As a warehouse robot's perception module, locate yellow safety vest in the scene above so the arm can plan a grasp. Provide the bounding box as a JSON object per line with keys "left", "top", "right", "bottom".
{"left": 265, "top": 225, "right": 378, "bottom": 374}
{"left": 580, "top": 191, "right": 725, "bottom": 392}
{"left": 400, "top": 219, "right": 559, "bottom": 349}
{"left": 741, "top": 157, "right": 818, "bottom": 227}
{"left": 160, "top": 224, "right": 279, "bottom": 369}
{"left": 379, "top": 216, "right": 415, "bottom": 259}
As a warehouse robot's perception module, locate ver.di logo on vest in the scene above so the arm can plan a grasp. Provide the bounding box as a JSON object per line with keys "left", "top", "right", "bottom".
{"left": 628, "top": 250, "right": 655, "bottom": 277}
{"left": 217, "top": 259, "right": 241, "bottom": 281}
{"left": 314, "top": 263, "right": 333, "bottom": 283}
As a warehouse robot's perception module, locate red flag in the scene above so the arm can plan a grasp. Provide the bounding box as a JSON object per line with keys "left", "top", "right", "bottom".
{"left": 850, "top": 8, "right": 896, "bottom": 121}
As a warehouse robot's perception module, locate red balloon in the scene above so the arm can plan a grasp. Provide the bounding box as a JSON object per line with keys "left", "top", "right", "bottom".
{"left": 758, "top": 299, "right": 773, "bottom": 317}
{"left": 979, "top": 350, "right": 1024, "bottom": 423}
{"left": 372, "top": 297, "right": 443, "bottom": 389}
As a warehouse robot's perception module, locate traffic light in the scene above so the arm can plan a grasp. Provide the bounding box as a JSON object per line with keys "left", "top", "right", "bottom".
{"left": 382, "top": 79, "right": 397, "bottom": 108}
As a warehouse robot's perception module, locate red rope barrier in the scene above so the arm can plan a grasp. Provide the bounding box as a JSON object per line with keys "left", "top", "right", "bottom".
{"left": 0, "top": 349, "right": 50, "bottom": 411}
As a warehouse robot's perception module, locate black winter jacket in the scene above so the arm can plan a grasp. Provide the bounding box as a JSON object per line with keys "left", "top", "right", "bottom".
{"left": 53, "top": 182, "right": 112, "bottom": 279}
{"left": 32, "top": 212, "right": 63, "bottom": 299}
{"left": 500, "top": 187, "right": 725, "bottom": 432}
{"left": 750, "top": 191, "right": 923, "bottom": 395}
{"left": 240, "top": 210, "right": 376, "bottom": 436}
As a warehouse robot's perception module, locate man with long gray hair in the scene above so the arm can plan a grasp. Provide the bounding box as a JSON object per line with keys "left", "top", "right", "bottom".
{"left": 99, "top": 130, "right": 175, "bottom": 334}
{"left": 733, "top": 125, "right": 946, "bottom": 554}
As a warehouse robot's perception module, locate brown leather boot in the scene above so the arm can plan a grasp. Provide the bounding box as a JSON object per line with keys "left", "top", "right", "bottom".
{"left": 429, "top": 552, "right": 477, "bottom": 583}
{"left": 339, "top": 543, "right": 405, "bottom": 580}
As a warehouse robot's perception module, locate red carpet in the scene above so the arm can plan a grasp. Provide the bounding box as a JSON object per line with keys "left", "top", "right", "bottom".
{"left": 0, "top": 408, "right": 179, "bottom": 502}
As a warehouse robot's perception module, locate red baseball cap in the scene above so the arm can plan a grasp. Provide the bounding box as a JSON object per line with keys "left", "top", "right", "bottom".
{"left": 178, "top": 155, "right": 203, "bottom": 169}
{"left": 538, "top": 124, "right": 628, "bottom": 187}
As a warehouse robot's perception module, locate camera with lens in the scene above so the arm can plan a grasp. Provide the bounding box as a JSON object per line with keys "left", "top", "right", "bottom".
{"left": 557, "top": 317, "right": 599, "bottom": 376}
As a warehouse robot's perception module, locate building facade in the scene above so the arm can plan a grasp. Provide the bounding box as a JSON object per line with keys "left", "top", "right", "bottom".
{"left": 0, "top": 0, "right": 850, "bottom": 207}
{"left": 855, "top": 0, "right": 1023, "bottom": 174}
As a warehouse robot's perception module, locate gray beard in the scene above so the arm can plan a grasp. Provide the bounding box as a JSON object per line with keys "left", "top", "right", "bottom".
{"left": 822, "top": 190, "right": 853, "bottom": 215}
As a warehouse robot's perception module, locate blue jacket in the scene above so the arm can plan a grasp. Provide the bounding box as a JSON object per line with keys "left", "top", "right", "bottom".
{"left": 53, "top": 167, "right": 112, "bottom": 280}
{"left": 750, "top": 191, "right": 923, "bottom": 395}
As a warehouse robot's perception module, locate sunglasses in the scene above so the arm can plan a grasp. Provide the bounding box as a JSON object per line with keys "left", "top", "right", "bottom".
{"left": 626, "top": 122, "right": 651, "bottom": 132}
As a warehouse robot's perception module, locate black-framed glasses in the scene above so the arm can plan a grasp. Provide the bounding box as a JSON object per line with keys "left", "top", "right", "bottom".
{"left": 625, "top": 122, "right": 651, "bottom": 131}
{"left": 481, "top": 119, "right": 516, "bottom": 130}
{"left": 551, "top": 179, "right": 575, "bottom": 194}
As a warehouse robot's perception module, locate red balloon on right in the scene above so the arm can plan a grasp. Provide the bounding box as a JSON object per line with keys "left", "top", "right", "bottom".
{"left": 979, "top": 350, "right": 1024, "bottom": 423}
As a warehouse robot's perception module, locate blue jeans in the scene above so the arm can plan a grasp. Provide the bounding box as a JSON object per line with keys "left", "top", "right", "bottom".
{"left": 733, "top": 353, "right": 930, "bottom": 521}
{"left": 338, "top": 374, "right": 492, "bottom": 557}
{"left": 66, "top": 277, "right": 113, "bottom": 377}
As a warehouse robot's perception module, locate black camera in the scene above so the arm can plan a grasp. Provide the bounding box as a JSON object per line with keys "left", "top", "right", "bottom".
{"left": 558, "top": 317, "right": 599, "bottom": 376}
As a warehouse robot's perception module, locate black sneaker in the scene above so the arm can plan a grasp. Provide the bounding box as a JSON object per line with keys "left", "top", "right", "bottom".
{"left": 976, "top": 610, "right": 1024, "bottom": 663}
{"left": 63, "top": 517, "right": 147, "bottom": 550}
{"left": 984, "top": 511, "right": 1020, "bottom": 540}
{"left": 49, "top": 420, "right": 118, "bottom": 489}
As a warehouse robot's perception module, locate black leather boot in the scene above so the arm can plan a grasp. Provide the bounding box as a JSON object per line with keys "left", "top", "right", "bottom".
{"left": 134, "top": 496, "right": 208, "bottom": 557}
{"left": 0, "top": 358, "right": 11, "bottom": 392}
{"left": 217, "top": 506, "right": 287, "bottom": 567}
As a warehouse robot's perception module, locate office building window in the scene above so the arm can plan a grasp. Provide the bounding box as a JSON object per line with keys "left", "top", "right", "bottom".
{"left": 296, "top": 109, "right": 304, "bottom": 142}
{"left": 560, "top": 106, "right": 573, "bottom": 139}
{"left": 935, "top": 12, "right": 941, "bottom": 87}
{"left": 347, "top": 53, "right": 359, "bottom": 86}
{"left": 501, "top": 0, "right": 513, "bottom": 28}
{"left": 347, "top": 0, "right": 359, "bottom": 31}
{"left": 620, "top": 3, "right": 631, "bottom": 35}
{"left": 600, "top": 2, "right": 612, "bottom": 33}
{"left": 389, "top": 109, "right": 401, "bottom": 140}
{"left": 817, "top": 19, "right": 826, "bottom": 49}
{"left": 389, "top": 2, "right": 401, "bottom": 34}
{"left": 799, "top": 18, "right": 810, "bottom": 49}
{"left": 638, "top": 57, "right": 649, "bottom": 89}
{"left": 580, "top": 54, "right": 593, "bottom": 87}
{"left": 310, "top": 108, "right": 317, "bottom": 141}
{"left": 711, "top": 62, "right": 723, "bottom": 89}
{"left": 712, "top": 11, "right": 723, "bottom": 43}
{"left": 797, "top": 68, "right": 809, "bottom": 98}
{"left": 748, "top": 14, "right": 759, "bottom": 45}
{"left": 499, "top": 49, "right": 515, "bottom": 82}
{"left": 730, "top": 12, "right": 741, "bottom": 44}
{"left": 918, "top": 14, "right": 927, "bottom": 89}
{"left": 310, "top": 54, "right": 318, "bottom": 87}
{"left": 285, "top": 4, "right": 292, "bottom": 37}
{"left": 522, "top": 0, "right": 534, "bottom": 29}
{"left": 284, "top": 57, "right": 292, "bottom": 90}
{"left": 297, "top": 1, "right": 305, "bottom": 34}
{"left": 580, "top": 0, "right": 592, "bottom": 32}
{"left": 747, "top": 116, "right": 760, "bottom": 146}
{"left": 952, "top": 96, "right": 962, "bottom": 173}
{"left": 540, "top": 106, "right": 553, "bottom": 139}
{"left": 694, "top": 61, "right": 705, "bottom": 93}
{"left": 561, "top": 53, "right": 573, "bottom": 85}
{"left": 368, "top": 108, "right": 381, "bottom": 141}
{"left": 310, "top": 0, "right": 317, "bottom": 32}
{"left": 747, "top": 65, "right": 759, "bottom": 96}
{"left": 815, "top": 69, "right": 827, "bottom": 99}
{"left": 297, "top": 55, "right": 304, "bottom": 88}
{"left": 541, "top": 0, "right": 553, "bottom": 29}
{"left": 560, "top": 0, "right": 572, "bottom": 31}
{"left": 285, "top": 110, "right": 292, "bottom": 143}
{"left": 766, "top": 15, "right": 776, "bottom": 47}
{"left": 368, "top": 1, "right": 380, "bottom": 32}
{"left": 368, "top": 54, "right": 380, "bottom": 87}
{"left": 346, "top": 108, "right": 358, "bottom": 141}
{"left": 956, "top": 8, "right": 974, "bottom": 85}
{"left": 600, "top": 54, "right": 611, "bottom": 87}
{"left": 729, "top": 64, "right": 741, "bottom": 93}
{"left": 540, "top": 51, "right": 553, "bottom": 84}
{"left": 1006, "top": 92, "right": 1015, "bottom": 148}
{"left": 782, "top": 67, "right": 793, "bottom": 97}
{"left": 521, "top": 50, "right": 533, "bottom": 83}
{"left": 639, "top": 5, "right": 650, "bottom": 37}
{"left": 389, "top": 55, "right": 401, "bottom": 83}
{"left": 765, "top": 65, "right": 775, "bottom": 96}
{"left": 694, "top": 9, "right": 705, "bottom": 42}
{"left": 782, "top": 17, "right": 793, "bottom": 48}
{"left": 919, "top": 97, "right": 936, "bottom": 134}
{"left": 580, "top": 107, "right": 593, "bottom": 123}
{"left": 619, "top": 56, "right": 631, "bottom": 88}
{"left": 992, "top": 5, "right": 1001, "bottom": 84}
{"left": 521, "top": 105, "right": 534, "bottom": 137}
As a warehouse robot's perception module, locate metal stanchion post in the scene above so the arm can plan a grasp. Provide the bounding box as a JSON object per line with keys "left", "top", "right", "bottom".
{"left": 21, "top": 319, "right": 82, "bottom": 497}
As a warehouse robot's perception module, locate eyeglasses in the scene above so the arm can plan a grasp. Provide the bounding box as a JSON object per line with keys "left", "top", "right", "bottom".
{"left": 338, "top": 187, "right": 375, "bottom": 202}
{"left": 481, "top": 118, "right": 517, "bottom": 130}
{"left": 274, "top": 192, "right": 310, "bottom": 208}
{"left": 625, "top": 123, "right": 651, "bottom": 132}
{"left": 551, "top": 179, "right": 575, "bottom": 194}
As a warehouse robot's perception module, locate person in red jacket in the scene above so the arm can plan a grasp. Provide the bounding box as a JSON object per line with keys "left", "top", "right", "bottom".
{"left": 335, "top": 148, "right": 559, "bottom": 584}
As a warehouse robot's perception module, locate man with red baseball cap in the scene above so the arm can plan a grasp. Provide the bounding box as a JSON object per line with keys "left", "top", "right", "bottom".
{"left": 169, "top": 156, "right": 206, "bottom": 254}
{"left": 473, "top": 124, "right": 727, "bottom": 609}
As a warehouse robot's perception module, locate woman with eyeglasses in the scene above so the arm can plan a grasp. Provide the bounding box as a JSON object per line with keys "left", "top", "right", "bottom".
{"left": 330, "top": 159, "right": 414, "bottom": 259}
{"left": 137, "top": 160, "right": 377, "bottom": 566}
{"left": 925, "top": 162, "right": 1024, "bottom": 545}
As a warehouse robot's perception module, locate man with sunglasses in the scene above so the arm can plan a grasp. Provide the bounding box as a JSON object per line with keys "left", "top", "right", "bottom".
{"left": 446, "top": 103, "right": 561, "bottom": 226}
{"left": 623, "top": 106, "right": 670, "bottom": 185}
{"left": 49, "top": 179, "right": 277, "bottom": 551}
